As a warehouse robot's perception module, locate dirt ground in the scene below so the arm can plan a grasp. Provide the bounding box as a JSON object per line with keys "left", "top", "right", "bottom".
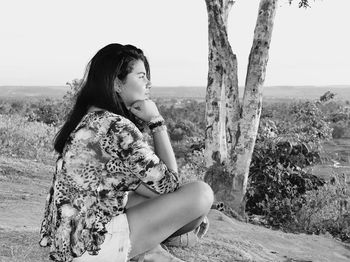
{"left": 1, "top": 156, "right": 350, "bottom": 262}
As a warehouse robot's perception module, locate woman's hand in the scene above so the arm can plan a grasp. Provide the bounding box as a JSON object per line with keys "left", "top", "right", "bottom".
{"left": 129, "top": 99, "right": 161, "bottom": 122}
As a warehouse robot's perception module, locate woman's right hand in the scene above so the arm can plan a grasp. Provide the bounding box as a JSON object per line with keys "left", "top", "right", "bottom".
{"left": 129, "top": 99, "right": 161, "bottom": 122}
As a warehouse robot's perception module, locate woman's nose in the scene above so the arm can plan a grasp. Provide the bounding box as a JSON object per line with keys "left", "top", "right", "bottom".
{"left": 146, "top": 80, "right": 152, "bottom": 89}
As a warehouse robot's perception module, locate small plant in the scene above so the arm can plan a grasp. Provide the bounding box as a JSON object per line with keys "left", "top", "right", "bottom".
{"left": 178, "top": 138, "right": 206, "bottom": 184}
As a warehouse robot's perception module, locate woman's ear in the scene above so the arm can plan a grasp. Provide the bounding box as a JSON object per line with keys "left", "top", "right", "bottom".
{"left": 114, "top": 78, "right": 123, "bottom": 93}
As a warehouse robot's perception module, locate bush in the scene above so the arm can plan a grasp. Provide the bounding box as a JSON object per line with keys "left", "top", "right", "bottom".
{"left": 279, "top": 101, "right": 333, "bottom": 144}
{"left": 60, "top": 79, "right": 82, "bottom": 119}
{"left": 26, "top": 98, "right": 62, "bottom": 126}
{"left": 246, "top": 136, "right": 325, "bottom": 226}
{"left": 295, "top": 174, "right": 350, "bottom": 242}
{"left": 246, "top": 100, "right": 332, "bottom": 227}
{"left": 332, "top": 124, "right": 346, "bottom": 139}
{"left": 0, "top": 114, "right": 58, "bottom": 163}
{"left": 178, "top": 143, "right": 206, "bottom": 184}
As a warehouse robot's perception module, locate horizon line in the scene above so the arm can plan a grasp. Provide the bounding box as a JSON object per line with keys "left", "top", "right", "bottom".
{"left": 0, "top": 84, "right": 350, "bottom": 88}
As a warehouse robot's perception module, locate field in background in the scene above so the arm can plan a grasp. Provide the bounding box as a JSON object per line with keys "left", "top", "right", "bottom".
{"left": 308, "top": 139, "right": 350, "bottom": 181}
{"left": 1, "top": 85, "right": 350, "bottom": 101}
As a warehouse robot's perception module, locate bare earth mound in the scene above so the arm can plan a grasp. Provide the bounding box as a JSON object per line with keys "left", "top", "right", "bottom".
{"left": 1, "top": 156, "right": 349, "bottom": 262}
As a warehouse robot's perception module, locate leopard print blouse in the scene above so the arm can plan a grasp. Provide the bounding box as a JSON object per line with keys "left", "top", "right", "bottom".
{"left": 39, "top": 111, "right": 180, "bottom": 262}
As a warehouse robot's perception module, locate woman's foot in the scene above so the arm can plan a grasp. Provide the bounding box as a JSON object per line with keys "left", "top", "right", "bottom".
{"left": 162, "top": 215, "right": 209, "bottom": 248}
{"left": 139, "top": 244, "right": 185, "bottom": 262}
{"left": 162, "top": 231, "right": 199, "bottom": 247}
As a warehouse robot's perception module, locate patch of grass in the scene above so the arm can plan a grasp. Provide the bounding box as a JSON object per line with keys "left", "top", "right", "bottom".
{"left": 322, "top": 139, "right": 350, "bottom": 165}
{"left": 0, "top": 230, "right": 49, "bottom": 262}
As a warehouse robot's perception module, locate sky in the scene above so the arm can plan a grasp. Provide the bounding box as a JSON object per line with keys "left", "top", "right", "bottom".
{"left": 0, "top": 0, "right": 349, "bottom": 87}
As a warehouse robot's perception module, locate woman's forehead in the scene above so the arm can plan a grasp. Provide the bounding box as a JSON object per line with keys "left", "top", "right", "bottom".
{"left": 131, "top": 60, "right": 146, "bottom": 73}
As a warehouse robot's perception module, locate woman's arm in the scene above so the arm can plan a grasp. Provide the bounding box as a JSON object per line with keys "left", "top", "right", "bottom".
{"left": 129, "top": 99, "right": 178, "bottom": 173}
{"left": 107, "top": 116, "right": 180, "bottom": 196}
{"left": 152, "top": 127, "right": 178, "bottom": 173}
{"left": 134, "top": 129, "right": 177, "bottom": 198}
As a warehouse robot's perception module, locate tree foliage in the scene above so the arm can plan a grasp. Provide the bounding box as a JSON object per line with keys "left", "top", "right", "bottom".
{"left": 245, "top": 95, "right": 344, "bottom": 229}
{"left": 289, "top": 0, "right": 313, "bottom": 8}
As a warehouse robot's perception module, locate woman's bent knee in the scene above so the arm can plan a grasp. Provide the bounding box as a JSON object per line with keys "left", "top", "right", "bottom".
{"left": 196, "top": 181, "right": 214, "bottom": 210}
{"left": 180, "top": 181, "right": 214, "bottom": 214}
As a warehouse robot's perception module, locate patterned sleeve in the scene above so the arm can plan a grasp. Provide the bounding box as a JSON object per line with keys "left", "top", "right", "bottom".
{"left": 104, "top": 115, "right": 180, "bottom": 194}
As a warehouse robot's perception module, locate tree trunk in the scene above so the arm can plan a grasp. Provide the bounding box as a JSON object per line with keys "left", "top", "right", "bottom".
{"left": 204, "top": 0, "right": 239, "bottom": 167}
{"left": 204, "top": 0, "right": 278, "bottom": 216}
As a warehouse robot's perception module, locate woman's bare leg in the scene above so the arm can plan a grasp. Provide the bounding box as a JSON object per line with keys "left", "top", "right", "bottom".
{"left": 168, "top": 214, "right": 206, "bottom": 238}
{"left": 126, "top": 192, "right": 206, "bottom": 238}
{"left": 125, "top": 181, "right": 214, "bottom": 259}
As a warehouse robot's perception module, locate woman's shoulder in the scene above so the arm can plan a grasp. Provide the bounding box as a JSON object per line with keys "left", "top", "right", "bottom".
{"left": 88, "top": 111, "right": 142, "bottom": 135}
{"left": 103, "top": 111, "right": 137, "bottom": 127}
{"left": 84, "top": 110, "right": 132, "bottom": 125}
{"left": 77, "top": 110, "right": 144, "bottom": 142}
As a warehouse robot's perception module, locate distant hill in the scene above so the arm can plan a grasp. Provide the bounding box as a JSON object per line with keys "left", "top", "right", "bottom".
{"left": 0, "top": 85, "right": 349, "bottom": 101}
{"left": 262, "top": 85, "right": 350, "bottom": 101}
{"left": 0, "top": 86, "right": 67, "bottom": 98}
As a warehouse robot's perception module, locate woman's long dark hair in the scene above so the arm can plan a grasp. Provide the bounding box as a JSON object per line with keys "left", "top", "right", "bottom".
{"left": 54, "top": 43, "right": 151, "bottom": 154}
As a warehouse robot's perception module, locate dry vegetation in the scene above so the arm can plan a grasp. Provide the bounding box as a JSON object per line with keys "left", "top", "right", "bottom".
{"left": 0, "top": 92, "right": 350, "bottom": 261}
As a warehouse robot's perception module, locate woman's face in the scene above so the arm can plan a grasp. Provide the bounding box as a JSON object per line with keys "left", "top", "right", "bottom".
{"left": 116, "top": 59, "right": 151, "bottom": 108}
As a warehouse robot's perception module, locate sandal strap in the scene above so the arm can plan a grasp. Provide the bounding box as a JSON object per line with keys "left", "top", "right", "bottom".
{"left": 137, "top": 254, "right": 145, "bottom": 262}
{"left": 163, "top": 231, "right": 198, "bottom": 247}
{"left": 129, "top": 253, "right": 145, "bottom": 262}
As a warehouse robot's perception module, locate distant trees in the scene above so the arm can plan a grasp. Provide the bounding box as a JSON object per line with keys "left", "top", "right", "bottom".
{"left": 26, "top": 98, "right": 61, "bottom": 125}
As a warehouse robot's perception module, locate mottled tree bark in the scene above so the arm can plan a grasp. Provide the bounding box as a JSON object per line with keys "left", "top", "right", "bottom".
{"left": 204, "top": 0, "right": 239, "bottom": 167}
{"left": 204, "top": 0, "right": 278, "bottom": 215}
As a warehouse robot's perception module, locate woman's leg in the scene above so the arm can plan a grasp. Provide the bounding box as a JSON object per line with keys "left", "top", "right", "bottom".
{"left": 125, "top": 191, "right": 151, "bottom": 209}
{"left": 126, "top": 192, "right": 206, "bottom": 238}
{"left": 125, "top": 181, "right": 214, "bottom": 259}
{"left": 168, "top": 214, "right": 206, "bottom": 238}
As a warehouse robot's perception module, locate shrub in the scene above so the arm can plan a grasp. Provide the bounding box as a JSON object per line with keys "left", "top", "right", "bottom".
{"left": 278, "top": 101, "right": 333, "bottom": 144}
{"left": 60, "top": 79, "right": 82, "bottom": 119}
{"left": 0, "top": 114, "right": 58, "bottom": 163}
{"left": 332, "top": 124, "right": 346, "bottom": 139}
{"left": 295, "top": 173, "right": 350, "bottom": 242}
{"left": 246, "top": 99, "right": 332, "bottom": 227}
{"left": 26, "top": 98, "right": 62, "bottom": 126}
{"left": 246, "top": 135, "right": 325, "bottom": 226}
{"left": 178, "top": 148, "right": 206, "bottom": 184}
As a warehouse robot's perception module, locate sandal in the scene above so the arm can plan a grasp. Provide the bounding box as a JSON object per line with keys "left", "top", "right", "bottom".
{"left": 129, "top": 244, "right": 185, "bottom": 262}
{"left": 162, "top": 231, "right": 199, "bottom": 248}
{"left": 162, "top": 216, "right": 210, "bottom": 248}
{"left": 129, "top": 253, "right": 145, "bottom": 262}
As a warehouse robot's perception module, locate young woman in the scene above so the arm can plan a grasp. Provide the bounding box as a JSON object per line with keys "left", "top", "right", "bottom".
{"left": 39, "top": 43, "right": 214, "bottom": 262}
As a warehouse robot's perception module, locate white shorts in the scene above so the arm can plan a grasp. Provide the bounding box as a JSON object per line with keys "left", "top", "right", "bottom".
{"left": 73, "top": 213, "right": 132, "bottom": 262}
